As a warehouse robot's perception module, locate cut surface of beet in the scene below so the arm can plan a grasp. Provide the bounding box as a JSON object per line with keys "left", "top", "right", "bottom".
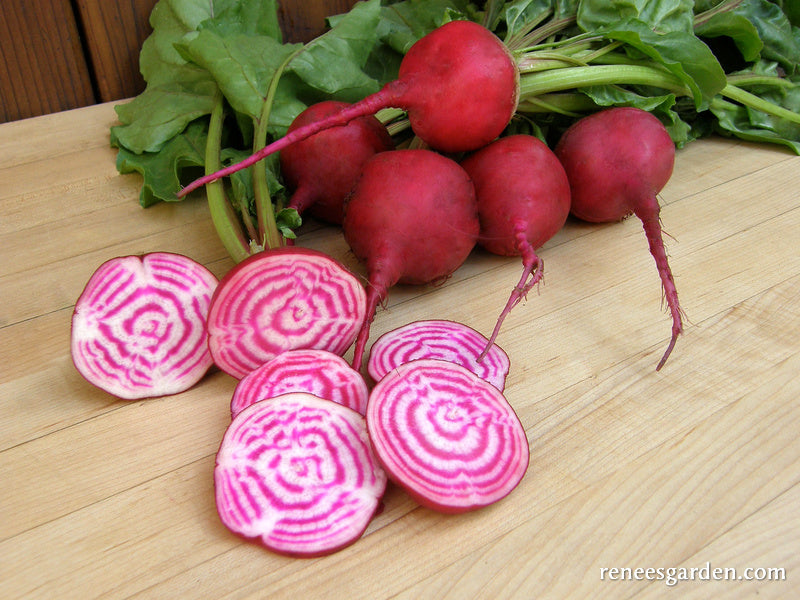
{"left": 367, "top": 320, "right": 510, "bottom": 390}
{"left": 70, "top": 252, "right": 218, "bottom": 399}
{"left": 230, "top": 349, "right": 369, "bottom": 418}
{"left": 367, "top": 359, "right": 529, "bottom": 513}
{"left": 207, "top": 247, "right": 367, "bottom": 379}
{"left": 214, "top": 393, "right": 387, "bottom": 557}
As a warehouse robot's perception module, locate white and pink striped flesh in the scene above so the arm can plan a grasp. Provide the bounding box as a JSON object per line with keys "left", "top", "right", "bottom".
{"left": 206, "top": 247, "right": 367, "bottom": 379}
{"left": 367, "top": 319, "right": 511, "bottom": 390}
{"left": 367, "top": 359, "right": 529, "bottom": 513}
{"left": 70, "top": 252, "right": 218, "bottom": 399}
{"left": 214, "top": 393, "right": 387, "bottom": 557}
{"left": 230, "top": 349, "right": 369, "bottom": 418}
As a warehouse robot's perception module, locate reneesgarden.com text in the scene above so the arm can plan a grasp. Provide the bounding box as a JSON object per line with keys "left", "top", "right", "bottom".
{"left": 600, "top": 563, "right": 786, "bottom": 587}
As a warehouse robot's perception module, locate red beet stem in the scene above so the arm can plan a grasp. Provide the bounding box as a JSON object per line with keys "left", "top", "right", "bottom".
{"left": 634, "top": 198, "right": 683, "bottom": 371}
{"left": 479, "top": 223, "right": 543, "bottom": 361}
{"left": 285, "top": 185, "right": 315, "bottom": 215}
{"left": 177, "top": 84, "right": 404, "bottom": 198}
{"left": 351, "top": 279, "right": 389, "bottom": 371}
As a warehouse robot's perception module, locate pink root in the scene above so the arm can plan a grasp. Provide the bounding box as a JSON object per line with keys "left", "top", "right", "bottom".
{"left": 177, "top": 87, "right": 400, "bottom": 198}
{"left": 635, "top": 198, "right": 683, "bottom": 371}
{"left": 479, "top": 226, "right": 543, "bottom": 361}
{"left": 351, "top": 280, "right": 389, "bottom": 372}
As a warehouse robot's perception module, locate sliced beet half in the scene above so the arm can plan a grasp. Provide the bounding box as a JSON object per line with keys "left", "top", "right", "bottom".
{"left": 214, "top": 392, "right": 387, "bottom": 557}
{"left": 206, "top": 247, "right": 367, "bottom": 379}
{"left": 70, "top": 252, "right": 218, "bottom": 399}
{"left": 367, "top": 319, "right": 511, "bottom": 390}
{"left": 367, "top": 359, "right": 529, "bottom": 513}
{"left": 230, "top": 348, "right": 369, "bottom": 418}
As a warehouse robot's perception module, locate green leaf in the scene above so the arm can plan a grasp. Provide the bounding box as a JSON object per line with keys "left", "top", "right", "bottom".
{"left": 115, "top": 119, "right": 208, "bottom": 207}
{"left": 578, "top": 0, "right": 696, "bottom": 34}
{"left": 219, "top": 148, "right": 286, "bottom": 222}
{"left": 376, "top": 0, "right": 475, "bottom": 54}
{"left": 710, "top": 95, "right": 800, "bottom": 153}
{"left": 709, "top": 61, "right": 800, "bottom": 152}
{"left": 595, "top": 19, "right": 727, "bottom": 109}
{"left": 287, "top": 0, "right": 384, "bottom": 102}
{"left": 734, "top": 0, "right": 800, "bottom": 74}
{"left": 276, "top": 208, "right": 302, "bottom": 239}
{"left": 111, "top": 0, "right": 231, "bottom": 153}
{"left": 502, "top": 0, "right": 554, "bottom": 40}
{"left": 137, "top": 0, "right": 217, "bottom": 83}
{"left": 580, "top": 85, "right": 693, "bottom": 144}
{"left": 176, "top": 30, "right": 302, "bottom": 119}
{"left": 110, "top": 66, "right": 217, "bottom": 153}
{"left": 200, "top": 0, "right": 283, "bottom": 39}
{"left": 222, "top": 148, "right": 285, "bottom": 195}
{"left": 694, "top": 12, "right": 764, "bottom": 63}
{"left": 773, "top": 0, "right": 800, "bottom": 27}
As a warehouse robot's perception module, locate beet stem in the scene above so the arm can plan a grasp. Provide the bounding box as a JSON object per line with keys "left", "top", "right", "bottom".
{"left": 479, "top": 227, "right": 543, "bottom": 361}
{"left": 351, "top": 281, "right": 389, "bottom": 371}
{"left": 634, "top": 199, "right": 683, "bottom": 371}
{"left": 177, "top": 85, "right": 402, "bottom": 198}
{"left": 286, "top": 185, "right": 315, "bottom": 216}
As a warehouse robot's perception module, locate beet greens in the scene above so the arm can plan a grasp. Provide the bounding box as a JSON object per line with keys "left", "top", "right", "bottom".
{"left": 112, "top": 0, "right": 800, "bottom": 264}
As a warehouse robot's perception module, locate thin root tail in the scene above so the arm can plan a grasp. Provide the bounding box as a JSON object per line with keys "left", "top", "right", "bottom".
{"left": 478, "top": 244, "right": 542, "bottom": 362}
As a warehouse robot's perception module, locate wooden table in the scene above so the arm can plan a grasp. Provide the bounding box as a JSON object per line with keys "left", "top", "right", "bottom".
{"left": 1, "top": 102, "right": 798, "bottom": 599}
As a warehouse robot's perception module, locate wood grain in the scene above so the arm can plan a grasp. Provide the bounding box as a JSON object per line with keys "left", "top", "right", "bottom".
{"left": 71, "top": 0, "right": 359, "bottom": 103}
{"left": 277, "top": 0, "right": 360, "bottom": 43}
{"left": 73, "top": 0, "right": 159, "bottom": 103}
{"left": 0, "top": 0, "right": 95, "bottom": 122}
{"left": 2, "top": 0, "right": 361, "bottom": 123}
{"left": 0, "top": 102, "right": 798, "bottom": 599}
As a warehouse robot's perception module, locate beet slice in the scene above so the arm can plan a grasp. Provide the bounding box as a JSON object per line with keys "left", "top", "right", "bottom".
{"left": 70, "top": 252, "right": 218, "bottom": 399}
{"left": 214, "top": 392, "right": 387, "bottom": 557}
{"left": 230, "top": 349, "right": 369, "bottom": 418}
{"left": 366, "top": 359, "right": 529, "bottom": 513}
{"left": 367, "top": 319, "right": 511, "bottom": 390}
{"left": 206, "top": 247, "right": 367, "bottom": 379}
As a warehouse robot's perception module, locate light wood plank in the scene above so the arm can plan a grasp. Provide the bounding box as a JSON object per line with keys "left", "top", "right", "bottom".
{"left": 0, "top": 102, "right": 798, "bottom": 600}
{"left": 392, "top": 351, "right": 800, "bottom": 600}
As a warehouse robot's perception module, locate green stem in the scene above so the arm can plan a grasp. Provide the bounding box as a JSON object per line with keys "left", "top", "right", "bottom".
{"left": 481, "top": 0, "right": 506, "bottom": 30}
{"left": 205, "top": 89, "right": 250, "bottom": 263}
{"left": 516, "top": 92, "right": 598, "bottom": 116}
{"left": 693, "top": 0, "right": 744, "bottom": 27}
{"left": 724, "top": 73, "right": 795, "bottom": 89}
{"left": 581, "top": 40, "right": 625, "bottom": 64}
{"left": 518, "top": 56, "right": 587, "bottom": 72}
{"left": 251, "top": 115, "right": 280, "bottom": 251}
{"left": 385, "top": 117, "right": 411, "bottom": 137}
{"left": 720, "top": 83, "right": 800, "bottom": 125}
{"left": 516, "top": 40, "right": 625, "bottom": 73}
{"left": 236, "top": 193, "right": 259, "bottom": 242}
{"left": 505, "top": 9, "right": 553, "bottom": 51}
{"left": 516, "top": 15, "right": 577, "bottom": 50}
{"left": 518, "top": 64, "right": 689, "bottom": 99}
{"left": 252, "top": 49, "right": 302, "bottom": 250}
{"left": 374, "top": 107, "right": 405, "bottom": 124}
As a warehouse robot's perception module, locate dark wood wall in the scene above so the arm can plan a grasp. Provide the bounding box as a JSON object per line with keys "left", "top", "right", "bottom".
{"left": 0, "top": 0, "right": 359, "bottom": 123}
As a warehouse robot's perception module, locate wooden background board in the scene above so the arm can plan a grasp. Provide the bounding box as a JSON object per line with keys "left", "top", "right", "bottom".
{"left": 0, "top": 0, "right": 95, "bottom": 122}
{"left": 0, "top": 0, "right": 359, "bottom": 123}
{"left": 0, "top": 101, "right": 798, "bottom": 599}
